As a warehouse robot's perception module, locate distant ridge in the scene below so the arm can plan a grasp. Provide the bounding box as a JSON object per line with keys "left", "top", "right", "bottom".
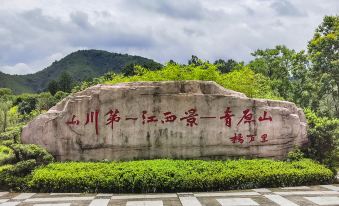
{"left": 0, "top": 50, "right": 162, "bottom": 94}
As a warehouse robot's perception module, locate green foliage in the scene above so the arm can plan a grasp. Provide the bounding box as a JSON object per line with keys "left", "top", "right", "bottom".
{"left": 248, "top": 45, "right": 310, "bottom": 103}
{"left": 47, "top": 80, "right": 58, "bottom": 96}
{"left": 72, "top": 72, "right": 118, "bottom": 93}
{"left": 308, "top": 15, "right": 339, "bottom": 117}
{"left": 103, "top": 63, "right": 278, "bottom": 99}
{"left": 0, "top": 91, "right": 68, "bottom": 128}
{"left": 287, "top": 147, "right": 304, "bottom": 162}
{"left": 0, "top": 145, "right": 15, "bottom": 165}
{"left": 7, "top": 106, "right": 20, "bottom": 126}
{"left": 35, "top": 92, "right": 58, "bottom": 111}
{"left": 188, "top": 55, "right": 204, "bottom": 66}
{"left": 0, "top": 141, "right": 54, "bottom": 190}
{"left": 302, "top": 109, "right": 339, "bottom": 168}
{"left": 0, "top": 164, "right": 32, "bottom": 191}
{"left": 0, "top": 88, "right": 13, "bottom": 96}
{"left": 214, "top": 59, "right": 244, "bottom": 73}
{"left": 15, "top": 94, "right": 37, "bottom": 115}
{"left": 0, "top": 124, "right": 23, "bottom": 142}
{"left": 8, "top": 144, "right": 54, "bottom": 165}
{"left": 54, "top": 91, "right": 69, "bottom": 100}
{"left": 121, "top": 61, "right": 163, "bottom": 76}
{"left": 0, "top": 99, "right": 12, "bottom": 132}
{"left": 57, "top": 72, "right": 73, "bottom": 93}
{"left": 221, "top": 67, "right": 278, "bottom": 99}
{"left": 30, "top": 159, "right": 333, "bottom": 193}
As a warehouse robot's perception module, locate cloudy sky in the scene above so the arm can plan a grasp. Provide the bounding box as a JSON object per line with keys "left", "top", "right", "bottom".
{"left": 0, "top": 0, "right": 338, "bottom": 75}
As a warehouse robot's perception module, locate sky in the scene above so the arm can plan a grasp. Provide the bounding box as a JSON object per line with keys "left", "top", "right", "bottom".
{"left": 0, "top": 0, "right": 338, "bottom": 75}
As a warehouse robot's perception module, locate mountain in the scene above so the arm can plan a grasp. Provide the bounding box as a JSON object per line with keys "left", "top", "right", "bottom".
{"left": 0, "top": 50, "right": 162, "bottom": 94}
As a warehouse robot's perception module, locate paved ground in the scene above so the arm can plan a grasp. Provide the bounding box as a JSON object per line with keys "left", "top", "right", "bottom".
{"left": 1, "top": 184, "right": 339, "bottom": 206}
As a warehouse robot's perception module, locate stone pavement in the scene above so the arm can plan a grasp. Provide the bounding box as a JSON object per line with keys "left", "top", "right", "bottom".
{"left": 1, "top": 184, "right": 339, "bottom": 206}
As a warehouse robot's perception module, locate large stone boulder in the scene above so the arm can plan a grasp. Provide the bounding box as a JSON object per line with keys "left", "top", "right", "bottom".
{"left": 21, "top": 81, "right": 307, "bottom": 161}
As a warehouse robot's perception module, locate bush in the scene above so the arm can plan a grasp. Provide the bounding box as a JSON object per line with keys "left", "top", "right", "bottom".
{"left": 8, "top": 144, "right": 54, "bottom": 165}
{"left": 287, "top": 147, "right": 304, "bottom": 162}
{"left": 72, "top": 63, "right": 279, "bottom": 99}
{"left": 0, "top": 124, "right": 23, "bottom": 142}
{"left": 0, "top": 145, "right": 15, "bottom": 165}
{"left": 0, "top": 142, "right": 54, "bottom": 190}
{"left": 30, "top": 159, "right": 334, "bottom": 193}
{"left": 0, "top": 164, "right": 32, "bottom": 191}
{"left": 302, "top": 109, "right": 339, "bottom": 168}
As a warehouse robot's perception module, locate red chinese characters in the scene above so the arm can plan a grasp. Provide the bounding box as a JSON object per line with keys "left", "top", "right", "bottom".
{"left": 64, "top": 107, "right": 274, "bottom": 137}
{"left": 230, "top": 133, "right": 244, "bottom": 144}
{"left": 247, "top": 134, "right": 255, "bottom": 143}
{"left": 220, "top": 107, "right": 234, "bottom": 127}
{"left": 85, "top": 110, "right": 100, "bottom": 135}
{"left": 66, "top": 115, "right": 80, "bottom": 125}
{"left": 105, "top": 109, "right": 121, "bottom": 129}
{"left": 237, "top": 109, "right": 255, "bottom": 126}
{"left": 260, "top": 134, "right": 268, "bottom": 142}
{"left": 180, "top": 108, "right": 198, "bottom": 127}
{"left": 162, "top": 112, "right": 177, "bottom": 123}
{"left": 259, "top": 111, "right": 272, "bottom": 122}
{"left": 142, "top": 111, "right": 158, "bottom": 124}
{"left": 230, "top": 133, "right": 269, "bottom": 144}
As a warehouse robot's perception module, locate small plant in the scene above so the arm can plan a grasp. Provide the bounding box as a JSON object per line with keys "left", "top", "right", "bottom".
{"left": 287, "top": 147, "right": 304, "bottom": 161}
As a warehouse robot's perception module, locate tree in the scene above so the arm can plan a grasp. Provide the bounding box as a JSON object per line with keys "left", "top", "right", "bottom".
{"left": 122, "top": 62, "right": 163, "bottom": 76}
{"left": 58, "top": 72, "right": 73, "bottom": 93}
{"left": 16, "top": 95, "right": 37, "bottom": 115}
{"left": 47, "top": 80, "right": 59, "bottom": 96}
{"left": 302, "top": 109, "right": 339, "bottom": 168}
{"left": 0, "top": 100, "right": 11, "bottom": 132}
{"left": 214, "top": 59, "right": 243, "bottom": 73}
{"left": 188, "top": 55, "right": 203, "bottom": 66}
{"left": 248, "top": 45, "right": 309, "bottom": 103}
{"left": 121, "top": 64, "right": 137, "bottom": 76}
{"left": 308, "top": 15, "right": 339, "bottom": 117}
{"left": 168, "top": 60, "right": 177, "bottom": 65}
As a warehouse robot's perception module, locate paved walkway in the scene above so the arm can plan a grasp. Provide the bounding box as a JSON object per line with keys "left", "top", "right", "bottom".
{"left": 1, "top": 184, "right": 339, "bottom": 206}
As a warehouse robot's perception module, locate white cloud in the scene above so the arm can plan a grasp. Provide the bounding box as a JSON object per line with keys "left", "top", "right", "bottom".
{"left": 0, "top": 0, "right": 338, "bottom": 74}
{"left": 1, "top": 63, "right": 33, "bottom": 75}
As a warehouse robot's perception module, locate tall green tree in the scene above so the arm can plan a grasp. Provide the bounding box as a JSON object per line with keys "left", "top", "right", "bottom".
{"left": 214, "top": 59, "right": 243, "bottom": 73}
{"left": 308, "top": 15, "right": 339, "bottom": 117}
{"left": 47, "top": 80, "right": 59, "bottom": 96}
{"left": 58, "top": 72, "right": 73, "bottom": 93}
{"left": 248, "top": 45, "right": 309, "bottom": 102}
{"left": 188, "top": 55, "right": 204, "bottom": 66}
{"left": 0, "top": 89, "right": 14, "bottom": 132}
{"left": 0, "top": 100, "right": 12, "bottom": 132}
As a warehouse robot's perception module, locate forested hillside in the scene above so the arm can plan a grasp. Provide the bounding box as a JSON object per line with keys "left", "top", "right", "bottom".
{"left": 0, "top": 50, "right": 162, "bottom": 94}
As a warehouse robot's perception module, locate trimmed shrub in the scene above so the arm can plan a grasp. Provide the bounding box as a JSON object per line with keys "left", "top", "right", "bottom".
{"left": 9, "top": 144, "right": 54, "bottom": 165}
{"left": 0, "top": 164, "right": 32, "bottom": 191}
{"left": 0, "top": 125, "right": 23, "bottom": 142}
{"left": 30, "top": 159, "right": 334, "bottom": 193}
{"left": 0, "top": 142, "right": 54, "bottom": 191}
{"left": 0, "top": 145, "right": 15, "bottom": 165}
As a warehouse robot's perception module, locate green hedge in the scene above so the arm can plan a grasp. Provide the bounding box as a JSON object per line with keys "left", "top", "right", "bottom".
{"left": 30, "top": 159, "right": 334, "bottom": 193}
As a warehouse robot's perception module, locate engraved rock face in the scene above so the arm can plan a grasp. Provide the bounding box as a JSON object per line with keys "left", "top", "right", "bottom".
{"left": 21, "top": 81, "right": 307, "bottom": 161}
